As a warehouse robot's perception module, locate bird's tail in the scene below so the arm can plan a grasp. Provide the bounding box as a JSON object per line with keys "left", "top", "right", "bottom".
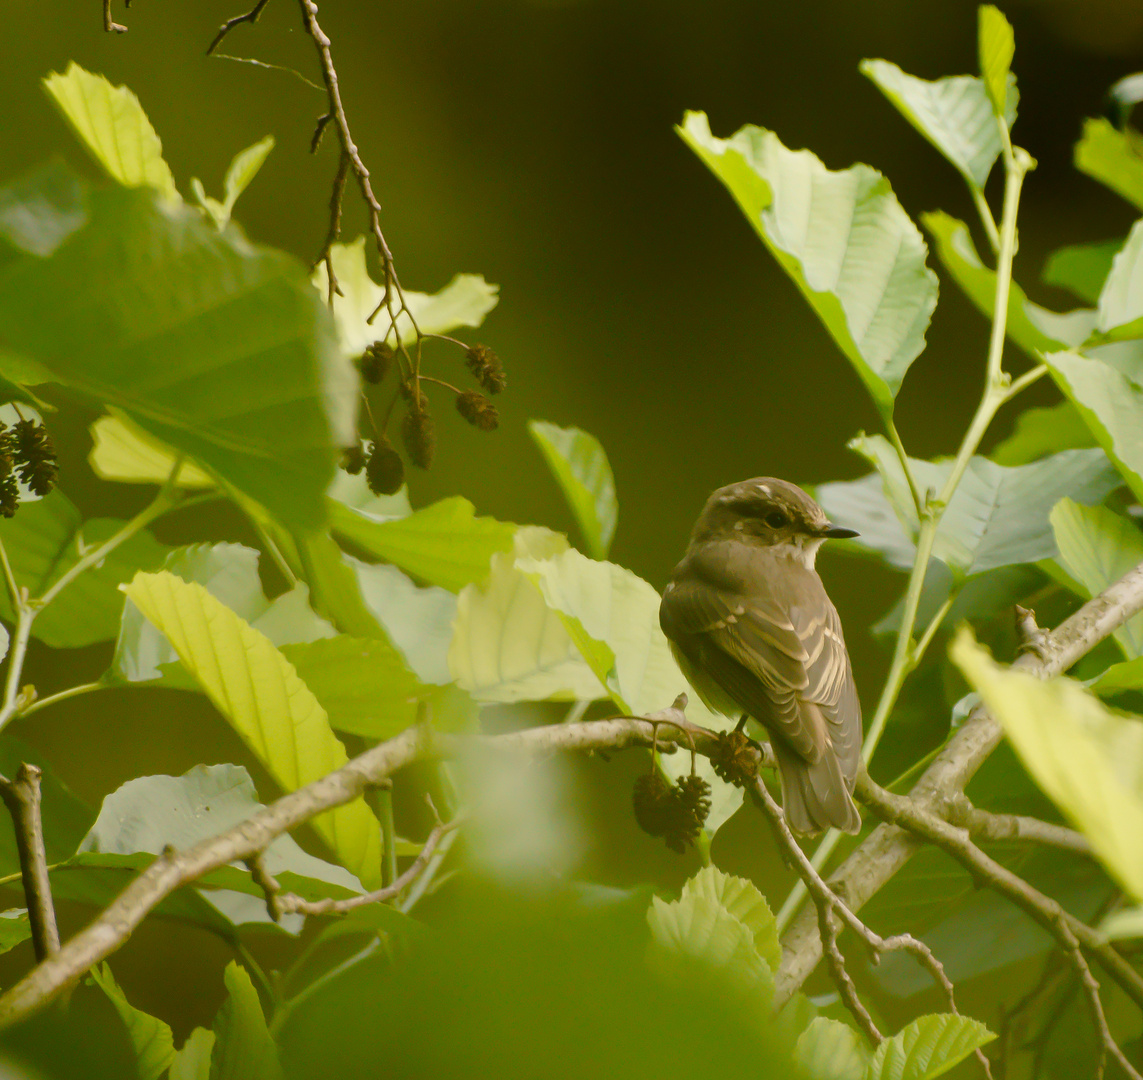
{"left": 772, "top": 741, "right": 861, "bottom": 835}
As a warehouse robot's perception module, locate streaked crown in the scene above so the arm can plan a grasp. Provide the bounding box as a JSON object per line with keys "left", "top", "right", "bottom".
{"left": 690, "top": 477, "right": 856, "bottom": 547}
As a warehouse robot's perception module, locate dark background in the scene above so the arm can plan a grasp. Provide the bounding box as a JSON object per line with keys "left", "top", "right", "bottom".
{"left": 1, "top": 0, "right": 1141, "bottom": 1043}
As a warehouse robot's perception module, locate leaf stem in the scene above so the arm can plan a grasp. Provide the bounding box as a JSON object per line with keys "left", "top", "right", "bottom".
{"left": 18, "top": 682, "right": 104, "bottom": 719}
{"left": 887, "top": 420, "right": 922, "bottom": 516}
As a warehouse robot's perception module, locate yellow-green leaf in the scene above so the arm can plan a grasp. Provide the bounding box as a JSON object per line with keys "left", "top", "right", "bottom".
{"left": 90, "top": 963, "right": 176, "bottom": 1080}
{"left": 952, "top": 627, "right": 1143, "bottom": 901}
{"left": 89, "top": 413, "right": 215, "bottom": 489}
{"left": 978, "top": 6, "right": 1015, "bottom": 119}
{"left": 43, "top": 63, "right": 178, "bottom": 202}
{"left": 122, "top": 571, "right": 382, "bottom": 886}
{"left": 795, "top": 1017, "right": 869, "bottom": 1080}
{"left": 680, "top": 866, "right": 781, "bottom": 973}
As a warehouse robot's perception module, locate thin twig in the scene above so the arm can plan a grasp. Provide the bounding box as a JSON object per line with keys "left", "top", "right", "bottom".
{"left": 943, "top": 795, "right": 1093, "bottom": 858}
{"left": 103, "top": 0, "right": 127, "bottom": 33}
{"left": 206, "top": 0, "right": 272, "bottom": 55}
{"left": 0, "top": 766, "right": 59, "bottom": 962}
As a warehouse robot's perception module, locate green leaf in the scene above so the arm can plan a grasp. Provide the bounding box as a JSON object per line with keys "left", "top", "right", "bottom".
{"left": 819, "top": 434, "right": 1119, "bottom": 576}
{"left": 677, "top": 111, "right": 937, "bottom": 417}
{"left": 679, "top": 866, "right": 780, "bottom": 972}
{"left": 210, "top": 962, "right": 283, "bottom": 1080}
{"left": 1075, "top": 118, "right": 1143, "bottom": 212}
{"left": 0, "top": 910, "right": 31, "bottom": 956}
{"left": 952, "top": 627, "right": 1143, "bottom": 901}
{"left": 1043, "top": 239, "right": 1122, "bottom": 306}
{"left": 89, "top": 964, "right": 176, "bottom": 1080}
{"left": 868, "top": 1012, "right": 995, "bottom": 1080}
{"left": 112, "top": 543, "right": 335, "bottom": 685}
{"left": 1045, "top": 348, "right": 1143, "bottom": 503}
{"left": 192, "top": 136, "right": 275, "bottom": 230}
{"left": 0, "top": 490, "right": 171, "bottom": 648}
{"left": 89, "top": 412, "right": 215, "bottom": 489}
{"left": 449, "top": 527, "right": 608, "bottom": 703}
{"left": 42, "top": 63, "right": 178, "bottom": 202}
{"left": 0, "top": 169, "right": 351, "bottom": 529}
{"left": 330, "top": 494, "right": 516, "bottom": 592}
{"left": 311, "top": 237, "right": 499, "bottom": 354}
{"left": 281, "top": 636, "right": 477, "bottom": 739}
{"left": 1050, "top": 499, "right": 1143, "bottom": 657}
{"left": 122, "top": 572, "right": 382, "bottom": 886}
{"left": 518, "top": 546, "right": 743, "bottom": 833}
{"left": 924, "top": 210, "right": 1097, "bottom": 358}
{"left": 1097, "top": 219, "right": 1143, "bottom": 335}
{"left": 860, "top": 60, "right": 1015, "bottom": 189}
{"left": 528, "top": 420, "right": 618, "bottom": 559}
{"left": 1091, "top": 655, "right": 1143, "bottom": 696}
{"left": 170, "top": 1029, "right": 215, "bottom": 1080}
{"left": 795, "top": 1017, "right": 868, "bottom": 1080}
{"left": 978, "top": 5, "right": 1015, "bottom": 119}
{"left": 991, "top": 401, "right": 1097, "bottom": 465}
{"left": 647, "top": 879, "right": 773, "bottom": 1008}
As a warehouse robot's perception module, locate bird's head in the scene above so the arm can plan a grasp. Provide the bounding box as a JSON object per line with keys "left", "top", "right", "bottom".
{"left": 690, "top": 477, "right": 858, "bottom": 567}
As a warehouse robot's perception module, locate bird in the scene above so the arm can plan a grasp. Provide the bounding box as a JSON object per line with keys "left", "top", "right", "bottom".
{"left": 659, "top": 477, "right": 863, "bottom": 834}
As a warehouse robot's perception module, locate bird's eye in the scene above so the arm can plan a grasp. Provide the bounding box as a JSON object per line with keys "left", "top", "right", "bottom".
{"left": 765, "top": 510, "right": 789, "bottom": 529}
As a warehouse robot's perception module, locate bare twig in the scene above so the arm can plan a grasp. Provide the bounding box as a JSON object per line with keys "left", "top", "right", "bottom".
{"left": 776, "top": 560, "right": 1143, "bottom": 1004}
{"left": 207, "top": 0, "right": 272, "bottom": 56}
{"left": 0, "top": 766, "right": 59, "bottom": 962}
{"left": 103, "top": 0, "right": 127, "bottom": 33}
{"left": 943, "top": 795, "right": 1093, "bottom": 858}
{"left": 317, "top": 151, "right": 350, "bottom": 305}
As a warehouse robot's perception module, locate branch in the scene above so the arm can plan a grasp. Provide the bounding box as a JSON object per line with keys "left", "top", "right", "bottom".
{"left": 103, "top": 0, "right": 127, "bottom": 33}
{"left": 775, "top": 559, "right": 1143, "bottom": 1004}
{"left": 943, "top": 795, "right": 1093, "bottom": 858}
{"left": 0, "top": 714, "right": 712, "bottom": 1027}
{"left": 0, "top": 766, "right": 59, "bottom": 962}
{"left": 206, "top": 0, "right": 272, "bottom": 56}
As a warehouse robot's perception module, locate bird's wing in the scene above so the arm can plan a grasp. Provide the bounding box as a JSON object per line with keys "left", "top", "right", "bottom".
{"left": 798, "top": 600, "right": 862, "bottom": 780}
{"left": 660, "top": 573, "right": 824, "bottom": 761}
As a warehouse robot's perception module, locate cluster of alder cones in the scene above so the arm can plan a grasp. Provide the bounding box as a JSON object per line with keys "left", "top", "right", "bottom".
{"left": 340, "top": 342, "right": 506, "bottom": 495}
{"left": 0, "top": 418, "right": 58, "bottom": 517}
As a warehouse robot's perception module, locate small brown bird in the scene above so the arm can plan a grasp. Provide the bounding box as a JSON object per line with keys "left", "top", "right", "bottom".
{"left": 659, "top": 478, "right": 863, "bottom": 834}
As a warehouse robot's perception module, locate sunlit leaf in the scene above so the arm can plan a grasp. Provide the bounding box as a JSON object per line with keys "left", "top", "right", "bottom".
{"left": 678, "top": 866, "right": 780, "bottom": 972}
{"left": 42, "top": 63, "right": 178, "bottom": 201}
{"left": 311, "top": 237, "right": 499, "bottom": 355}
{"left": 1074, "top": 118, "right": 1143, "bottom": 212}
{"left": 89, "top": 413, "right": 215, "bottom": 489}
{"left": 860, "top": 60, "right": 1015, "bottom": 189}
{"left": 449, "top": 527, "right": 607, "bottom": 704}
{"left": 1051, "top": 498, "right": 1143, "bottom": 657}
{"left": 678, "top": 111, "right": 937, "bottom": 417}
{"left": 89, "top": 964, "right": 175, "bottom": 1080}
{"left": 192, "top": 135, "right": 275, "bottom": 230}
{"left": 330, "top": 494, "right": 516, "bottom": 592}
{"left": 122, "top": 572, "right": 382, "bottom": 886}
{"left": 952, "top": 628, "right": 1143, "bottom": 901}
{"left": 868, "top": 1012, "right": 994, "bottom": 1080}
{"left": 528, "top": 420, "right": 618, "bottom": 559}
{"left": 924, "top": 211, "right": 1097, "bottom": 358}
{"left": 169, "top": 1028, "right": 214, "bottom": 1080}
{"left": 1097, "top": 219, "right": 1143, "bottom": 335}
{"left": 795, "top": 1017, "right": 868, "bottom": 1080}
{"left": 978, "top": 5, "right": 1014, "bottom": 119}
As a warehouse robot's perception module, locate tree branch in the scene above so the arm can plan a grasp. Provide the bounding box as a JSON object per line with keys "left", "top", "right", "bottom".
{"left": 0, "top": 766, "right": 58, "bottom": 962}
{"left": 943, "top": 795, "right": 1093, "bottom": 858}
{"left": 775, "top": 560, "right": 1143, "bottom": 1005}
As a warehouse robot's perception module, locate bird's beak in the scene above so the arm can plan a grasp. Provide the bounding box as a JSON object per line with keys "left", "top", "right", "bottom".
{"left": 819, "top": 524, "right": 860, "bottom": 539}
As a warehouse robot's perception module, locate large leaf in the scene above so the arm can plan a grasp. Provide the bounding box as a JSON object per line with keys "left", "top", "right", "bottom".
{"left": 795, "top": 1018, "right": 868, "bottom": 1080}
{"left": 88, "top": 412, "right": 214, "bottom": 489}
{"left": 867, "top": 1013, "right": 994, "bottom": 1080}
{"left": 678, "top": 111, "right": 937, "bottom": 417}
{"left": 1045, "top": 348, "right": 1143, "bottom": 504}
{"left": 0, "top": 167, "right": 352, "bottom": 528}
{"left": 1043, "top": 239, "right": 1123, "bottom": 306}
{"left": 0, "top": 490, "right": 170, "bottom": 648}
{"left": 679, "top": 866, "right": 780, "bottom": 973}
{"left": 990, "top": 401, "right": 1097, "bottom": 465}
{"left": 519, "top": 547, "right": 743, "bottom": 833}
{"left": 528, "top": 420, "right": 618, "bottom": 560}
{"left": 281, "top": 636, "right": 477, "bottom": 739}
{"left": 43, "top": 64, "right": 178, "bottom": 202}
{"left": 89, "top": 964, "right": 175, "bottom": 1080}
{"left": 952, "top": 628, "right": 1143, "bottom": 902}
{"left": 311, "top": 237, "right": 498, "bottom": 355}
{"left": 860, "top": 60, "right": 1015, "bottom": 190}
{"left": 330, "top": 494, "right": 516, "bottom": 592}
{"left": 924, "top": 211, "right": 1096, "bottom": 358}
{"left": 817, "top": 435, "right": 1119, "bottom": 576}
{"left": 1096, "top": 218, "right": 1143, "bottom": 336}
{"left": 449, "top": 527, "right": 608, "bottom": 704}
{"left": 1050, "top": 498, "right": 1143, "bottom": 657}
{"left": 1074, "top": 118, "right": 1143, "bottom": 212}
{"left": 112, "top": 543, "right": 334, "bottom": 685}
{"left": 209, "top": 962, "right": 283, "bottom": 1080}
{"left": 122, "top": 572, "right": 382, "bottom": 886}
